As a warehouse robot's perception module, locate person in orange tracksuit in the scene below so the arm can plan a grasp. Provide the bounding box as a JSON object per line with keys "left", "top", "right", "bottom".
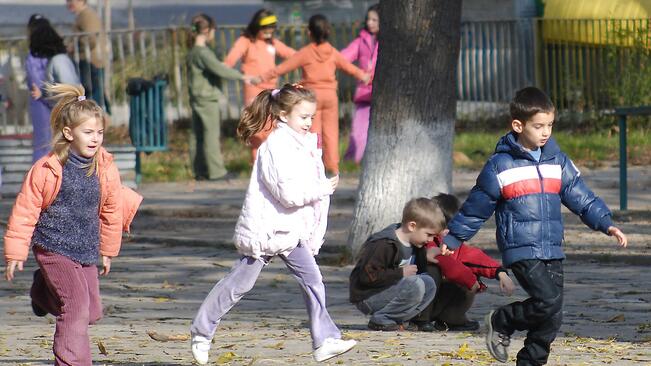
{"left": 260, "top": 14, "right": 370, "bottom": 176}
{"left": 224, "top": 9, "right": 296, "bottom": 160}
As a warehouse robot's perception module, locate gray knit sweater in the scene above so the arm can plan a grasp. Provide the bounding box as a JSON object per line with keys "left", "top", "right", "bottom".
{"left": 32, "top": 152, "right": 100, "bottom": 264}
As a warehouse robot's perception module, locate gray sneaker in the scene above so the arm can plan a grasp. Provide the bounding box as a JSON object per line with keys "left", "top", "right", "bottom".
{"left": 485, "top": 310, "right": 510, "bottom": 363}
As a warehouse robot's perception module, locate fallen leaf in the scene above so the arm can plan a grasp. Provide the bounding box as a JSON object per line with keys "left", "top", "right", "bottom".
{"left": 97, "top": 340, "right": 108, "bottom": 355}
{"left": 147, "top": 330, "right": 190, "bottom": 342}
{"left": 606, "top": 314, "right": 625, "bottom": 323}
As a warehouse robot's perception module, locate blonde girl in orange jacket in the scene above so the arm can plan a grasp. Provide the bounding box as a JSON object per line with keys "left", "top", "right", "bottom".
{"left": 3, "top": 83, "right": 142, "bottom": 365}
{"left": 224, "top": 9, "right": 296, "bottom": 160}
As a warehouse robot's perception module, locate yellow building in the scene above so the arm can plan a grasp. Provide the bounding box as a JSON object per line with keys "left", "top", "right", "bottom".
{"left": 543, "top": 0, "right": 651, "bottom": 45}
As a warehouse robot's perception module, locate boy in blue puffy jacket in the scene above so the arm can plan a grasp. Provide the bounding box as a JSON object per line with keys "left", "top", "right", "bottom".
{"left": 441, "top": 87, "right": 627, "bottom": 365}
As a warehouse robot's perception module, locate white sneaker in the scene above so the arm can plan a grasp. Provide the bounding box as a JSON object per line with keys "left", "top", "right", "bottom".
{"left": 191, "top": 333, "right": 211, "bottom": 365}
{"left": 313, "top": 337, "right": 357, "bottom": 362}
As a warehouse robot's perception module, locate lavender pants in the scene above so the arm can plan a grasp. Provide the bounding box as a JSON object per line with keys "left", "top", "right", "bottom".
{"left": 191, "top": 244, "right": 341, "bottom": 349}
{"left": 344, "top": 102, "right": 370, "bottom": 163}
{"left": 32, "top": 246, "right": 103, "bottom": 366}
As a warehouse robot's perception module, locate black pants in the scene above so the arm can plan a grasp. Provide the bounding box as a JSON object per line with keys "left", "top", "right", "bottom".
{"left": 493, "top": 259, "right": 564, "bottom": 366}
{"left": 412, "top": 263, "right": 476, "bottom": 325}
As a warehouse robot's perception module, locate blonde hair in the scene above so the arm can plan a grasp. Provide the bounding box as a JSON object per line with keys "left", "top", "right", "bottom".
{"left": 401, "top": 197, "right": 447, "bottom": 231}
{"left": 237, "top": 83, "right": 316, "bottom": 144}
{"left": 47, "top": 83, "right": 107, "bottom": 176}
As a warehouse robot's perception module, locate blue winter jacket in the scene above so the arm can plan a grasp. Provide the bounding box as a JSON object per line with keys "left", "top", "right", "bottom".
{"left": 443, "top": 132, "right": 613, "bottom": 267}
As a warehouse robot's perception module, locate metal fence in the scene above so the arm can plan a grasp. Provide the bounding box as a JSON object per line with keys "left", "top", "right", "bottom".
{"left": 1, "top": 18, "right": 650, "bottom": 135}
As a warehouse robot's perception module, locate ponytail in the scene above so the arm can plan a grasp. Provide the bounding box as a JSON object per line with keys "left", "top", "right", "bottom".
{"left": 237, "top": 89, "right": 274, "bottom": 144}
{"left": 47, "top": 83, "right": 107, "bottom": 176}
{"left": 237, "top": 83, "right": 317, "bottom": 144}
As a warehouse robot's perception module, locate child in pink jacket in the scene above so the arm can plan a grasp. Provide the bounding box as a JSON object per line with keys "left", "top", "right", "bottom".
{"left": 3, "top": 83, "right": 142, "bottom": 365}
{"left": 190, "top": 84, "right": 356, "bottom": 365}
{"left": 340, "top": 4, "right": 379, "bottom": 163}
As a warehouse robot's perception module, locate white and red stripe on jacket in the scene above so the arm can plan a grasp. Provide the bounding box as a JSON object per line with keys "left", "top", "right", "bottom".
{"left": 496, "top": 164, "right": 562, "bottom": 200}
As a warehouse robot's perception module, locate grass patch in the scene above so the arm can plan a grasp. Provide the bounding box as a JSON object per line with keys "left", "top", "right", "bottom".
{"left": 113, "top": 122, "right": 651, "bottom": 182}
{"left": 454, "top": 129, "right": 651, "bottom": 169}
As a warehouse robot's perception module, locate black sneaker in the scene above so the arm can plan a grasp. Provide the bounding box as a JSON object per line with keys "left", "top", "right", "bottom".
{"left": 485, "top": 311, "right": 509, "bottom": 363}
{"left": 368, "top": 320, "right": 399, "bottom": 331}
{"left": 410, "top": 321, "right": 436, "bottom": 332}
{"left": 434, "top": 319, "right": 480, "bottom": 332}
{"left": 31, "top": 270, "right": 47, "bottom": 317}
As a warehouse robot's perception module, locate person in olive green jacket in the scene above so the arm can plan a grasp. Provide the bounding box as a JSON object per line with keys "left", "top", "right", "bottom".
{"left": 187, "top": 13, "right": 254, "bottom": 180}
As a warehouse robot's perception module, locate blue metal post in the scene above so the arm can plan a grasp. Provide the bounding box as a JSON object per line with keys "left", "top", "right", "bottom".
{"left": 618, "top": 114, "right": 627, "bottom": 210}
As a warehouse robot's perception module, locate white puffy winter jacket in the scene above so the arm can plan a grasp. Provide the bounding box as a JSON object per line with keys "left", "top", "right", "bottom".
{"left": 233, "top": 123, "right": 332, "bottom": 258}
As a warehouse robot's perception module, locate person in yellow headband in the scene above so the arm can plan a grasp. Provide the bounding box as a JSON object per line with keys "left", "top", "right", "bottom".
{"left": 224, "top": 9, "right": 296, "bottom": 161}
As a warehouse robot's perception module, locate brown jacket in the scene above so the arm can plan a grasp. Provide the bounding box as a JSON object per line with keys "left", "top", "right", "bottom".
{"left": 74, "top": 6, "right": 105, "bottom": 68}
{"left": 349, "top": 224, "right": 428, "bottom": 303}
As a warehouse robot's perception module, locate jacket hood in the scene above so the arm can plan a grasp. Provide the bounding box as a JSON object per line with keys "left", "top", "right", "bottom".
{"left": 366, "top": 223, "right": 401, "bottom": 243}
{"left": 309, "top": 42, "right": 334, "bottom": 62}
{"left": 495, "top": 131, "right": 561, "bottom": 162}
{"left": 359, "top": 28, "right": 376, "bottom": 45}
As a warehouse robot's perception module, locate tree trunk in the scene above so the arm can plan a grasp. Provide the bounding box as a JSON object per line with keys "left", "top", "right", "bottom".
{"left": 347, "top": 0, "right": 462, "bottom": 254}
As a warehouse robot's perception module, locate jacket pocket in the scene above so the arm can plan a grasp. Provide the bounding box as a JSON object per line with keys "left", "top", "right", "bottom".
{"left": 505, "top": 213, "right": 514, "bottom": 245}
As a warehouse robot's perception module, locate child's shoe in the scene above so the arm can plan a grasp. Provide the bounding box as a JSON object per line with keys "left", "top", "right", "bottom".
{"left": 191, "top": 333, "right": 211, "bottom": 365}
{"left": 367, "top": 320, "right": 399, "bottom": 331}
{"left": 313, "top": 337, "right": 357, "bottom": 362}
{"left": 485, "top": 310, "right": 510, "bottom": 363}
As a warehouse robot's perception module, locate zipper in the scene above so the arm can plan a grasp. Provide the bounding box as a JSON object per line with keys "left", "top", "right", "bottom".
{"left": 535, "top": 162, "right": 548, "bottom": 254}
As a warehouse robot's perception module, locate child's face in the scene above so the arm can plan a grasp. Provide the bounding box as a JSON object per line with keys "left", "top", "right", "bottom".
{"left": 406, "top": 222, "right": 440, "bottom": 248}
{"left": 280, "top": 100, "right": 316, "bottom": 136}
{"left": 257, "top": 26, "right": 276, "bottom": 40}
{"left": 366, "top": 10, "right": 379, "bottom": 34}
{"left": 63, "top": 116, "right": 104, "bottom": 158}
{"left": 513, "top": 111, "right": 554, "bottom": 151}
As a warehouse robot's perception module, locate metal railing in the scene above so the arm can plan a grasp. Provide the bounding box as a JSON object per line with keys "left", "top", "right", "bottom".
{"left": 2, "top": 18, "right": 651, "bottom": 135}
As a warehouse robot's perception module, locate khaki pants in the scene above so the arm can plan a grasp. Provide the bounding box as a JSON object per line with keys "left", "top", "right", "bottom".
{"left": 189, "top": 98, "right": 227, "bottom": 179}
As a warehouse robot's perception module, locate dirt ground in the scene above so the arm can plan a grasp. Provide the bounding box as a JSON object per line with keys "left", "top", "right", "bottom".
{"left": 1, "top": 164, "right": 650, "bottom": 365}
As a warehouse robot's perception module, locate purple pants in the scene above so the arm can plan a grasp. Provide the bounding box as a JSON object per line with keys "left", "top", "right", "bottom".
{"left": 32, "top": 246, "right": 103, "bottom": 366}
{"left": 191, "top": 244, "right": 341, "bottom": 349}
{"left": 344, "top": 102, "right": 370, "bottom": 163}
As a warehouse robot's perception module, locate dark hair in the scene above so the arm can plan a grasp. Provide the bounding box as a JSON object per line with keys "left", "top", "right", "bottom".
{"left": 237, "top": 83, "right": 316, "bottom": 144}
{"left": 28, "top": 16, "right": 67, "bottom": 58}
{"left": 431, "top": 193, "right": 461, "bottom": 225}
{"left": 188, "top": 13, "right": 216, "bottom": 47}
{"left": 308, "top": 14, "right": 330, "bottom": 44}
{"left": 243, "top": 8, "right": 276, "bottom": 41}
{"left": 509, "top": 86, "right": 555, "bottom": 123}
{"left": 364, "top": 4, "right": 380, "bottom": 32}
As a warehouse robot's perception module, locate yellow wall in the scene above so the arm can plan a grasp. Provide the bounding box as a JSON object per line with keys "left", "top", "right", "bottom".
{"left": 543, "top": 0, "right": 651, "bottom": 45}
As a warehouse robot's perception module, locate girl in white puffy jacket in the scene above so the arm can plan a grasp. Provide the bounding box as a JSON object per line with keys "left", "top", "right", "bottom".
{"left": 190, "top": 83, "right": 357, "bottom": 364}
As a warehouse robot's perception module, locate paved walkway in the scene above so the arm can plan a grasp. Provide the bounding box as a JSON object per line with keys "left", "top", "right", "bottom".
{"left": 1, "top": 165, "right": 650, "bottom": 365}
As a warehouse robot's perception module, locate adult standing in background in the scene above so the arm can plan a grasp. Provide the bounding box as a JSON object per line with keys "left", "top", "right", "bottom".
{"left": 25, "top": 14, "right": 53, "bottom": 162}
{"left": 26, "top": 14, "right": 81, "bottom": 162}
{"left": 340, "top": 4, "right": 379, "bottom": 164}
{"left": 66, "top": 0, "right": 109, "bottom": 113}
{"left": 224, "top": 9, "right": 296, "bottom": 160}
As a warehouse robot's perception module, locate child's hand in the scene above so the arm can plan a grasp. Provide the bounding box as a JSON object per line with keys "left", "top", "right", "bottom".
{"left": 100, "top": 256, "right": 112, "bottom": 276}
{"left": 402, "top": 264, "right": 418, "bottom": 277}
{"left": 360, "top": 72, "right": 372, "bottom": 85}
{"left": 31, "top": 83, "right": 42, "bottom": 100}
{"left": 426, "top": 247, "right": 441, "bottom": 263}
{"left": 607, "top": 226, "right": 627, "bottom": 248}
{"left": 328, "top": 175, "right": 339, "bottom": 192}
{"left": 5, "top": 260, "right": 24, "bottom": 281}
{"left": 469, "top": 281, "right": 480, "bottom": 293}
{"left": 440, "top": 244, "right": 454, "bottom": 256}
{"left": 498, "top": 272, "right": 515, "bottom": 296}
